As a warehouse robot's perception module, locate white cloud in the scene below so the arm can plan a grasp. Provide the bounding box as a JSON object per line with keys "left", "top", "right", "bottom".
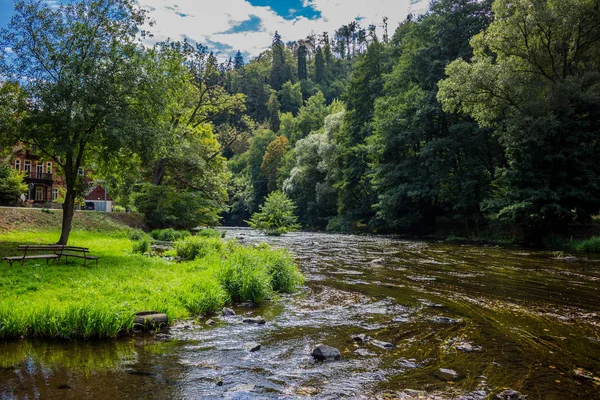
{"left": 139, "top": 0, "right": 429, "bottom": 60}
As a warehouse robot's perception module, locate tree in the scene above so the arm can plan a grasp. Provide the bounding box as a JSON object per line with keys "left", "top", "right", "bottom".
{"left": 261, "top": 136, "right": 289, "bottom": 191}
{"left": 0, "top": 164, "right": 27, "bottom": 205}
{"left": 267, "top": 90, "right": 281, "bottom": 132}
{"left": 0, "top": 0, "right": 148, "bottom": 244}
{"left": 315, "top": 46, "right": 326, "bottom": 84}
{"left": 297, "top": 44, "right": 308, "bottom": 80}
{"left": 371, "top": 0, "right": 494, "bottom": 233}
{"left": 0, "top": 81, "right": 27, "bottom": 148}
{"left": 247, "top": 191, "right": 300, "bottom": 236}
{"left": 438, "top": 0, "right": 600, "bottom": 235}
{"left": 278, "top": 81, "right": 303, "bottom": 115}
{"left": 270, "top": 31, "right": 291, "bottom": 90}
{"left": 234, "top": 50, "right": 245, "bottom": 70}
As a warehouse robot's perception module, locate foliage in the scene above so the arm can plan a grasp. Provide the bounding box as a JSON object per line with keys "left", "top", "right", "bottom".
{"left": 0, "top": 164, "right": 27, "bottom": 204}
{"left": 438, "top": 0, "right": 600, "bottom": 235}
{"left": 173, "top": 235, "right": 223, "bottom": 260}
{"left": 570, "top": 236, "right": 600, "bottom": 253}
{"left": 247, "top": 191, "right": 300, "bottom": 235}
{"left": 261, "top": 136, "right": 289, "bottom": 191}
{"left": 0, "top": 0, "right": 150, "bottom": 244}
{"left": 150, "top": 228, "right": 191, "bottom": 241}
{"left": 132, "top": 236, "right": 151, "bottom": 254}
{"left": 135, "top": 184, "right": 222, "bottom": 230}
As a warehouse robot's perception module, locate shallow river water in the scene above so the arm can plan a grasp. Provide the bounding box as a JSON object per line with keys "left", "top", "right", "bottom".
{"left": 1, "top": 228, "right": 599, "bottom": 399}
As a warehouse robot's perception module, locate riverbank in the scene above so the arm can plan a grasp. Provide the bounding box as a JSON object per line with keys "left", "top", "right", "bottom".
{"left": 0, "top": 227, "right": 302, "bottom": 339}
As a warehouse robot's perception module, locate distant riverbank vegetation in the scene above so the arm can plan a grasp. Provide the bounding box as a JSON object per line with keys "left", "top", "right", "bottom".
{"left": 0, "top": 221, "right": 302, "bottom": 339}
{"left": 1, "top": 0, "right": 599, "bottom": 246}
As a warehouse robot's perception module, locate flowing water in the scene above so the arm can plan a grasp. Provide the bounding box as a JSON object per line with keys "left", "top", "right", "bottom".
{"left": 1, "top": 228, "right": 599, "bottom": 399}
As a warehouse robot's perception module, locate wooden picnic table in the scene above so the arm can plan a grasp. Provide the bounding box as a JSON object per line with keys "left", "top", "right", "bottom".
{"left": 2, "top": 245, "right": 99, "bottom": 267}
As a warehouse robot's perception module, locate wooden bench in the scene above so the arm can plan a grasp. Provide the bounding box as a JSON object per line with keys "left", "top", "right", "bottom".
{"left": 2, "top": 245, "right": 63, "bottom": 267}
{"left": 2, "top": 245, "right": 99, "bottom": 267}
{"left": 57, "top": 246, "right": 99, "bottom": 267}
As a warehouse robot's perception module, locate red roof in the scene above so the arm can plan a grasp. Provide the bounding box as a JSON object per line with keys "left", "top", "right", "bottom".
{"left": 85, "top": 185, "right": 112, "bottom": 201}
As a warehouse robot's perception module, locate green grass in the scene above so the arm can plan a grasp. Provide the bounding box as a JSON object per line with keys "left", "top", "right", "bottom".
{"left": 0, "top": 228, "right": 302, "bottom": 340}
{"left": 150, "top": 228, "right": 191, "bottom": 241}
{"left": 570, "top": 236, "right": 600, "bottom": 252}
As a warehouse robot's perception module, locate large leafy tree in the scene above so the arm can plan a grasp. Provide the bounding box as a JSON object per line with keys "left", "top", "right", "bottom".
{"left": 0, "top": 0, "right": 148, "bottom": 244}
{"left": 371, "top": 0, "right": 494, "bottom": 233}
{"left": 438, "top": 0, "right": 600, "bottom": 235}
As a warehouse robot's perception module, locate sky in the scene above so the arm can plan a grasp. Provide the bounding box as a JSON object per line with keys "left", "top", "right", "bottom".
{"left": 0, "top": 0, "right": 429, "bottom": 60}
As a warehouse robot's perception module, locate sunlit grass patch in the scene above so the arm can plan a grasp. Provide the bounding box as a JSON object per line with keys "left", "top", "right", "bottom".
{"left": 0, "top": 228, "right": 302, "bottom": 339}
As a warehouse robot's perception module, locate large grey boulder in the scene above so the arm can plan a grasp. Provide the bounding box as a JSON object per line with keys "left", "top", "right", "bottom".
{"left": 311, "top": 344, "right": 341, "bottom": 361}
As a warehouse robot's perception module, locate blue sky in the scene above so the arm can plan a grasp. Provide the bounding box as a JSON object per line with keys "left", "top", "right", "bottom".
{"left": 0, "top": 0, "right": 429, "bottom": 60}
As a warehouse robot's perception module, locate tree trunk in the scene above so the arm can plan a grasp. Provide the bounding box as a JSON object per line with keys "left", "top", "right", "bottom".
{"left": 152, "top": 158, "right": 167, "bottom": 185}
{"left": 58, "top": 187, "right": 77, "bottom": 245}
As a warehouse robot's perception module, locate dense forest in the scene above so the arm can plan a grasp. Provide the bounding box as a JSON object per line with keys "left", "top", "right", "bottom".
{"left": 1, "top": 0, "right": 599, "bottom": 244}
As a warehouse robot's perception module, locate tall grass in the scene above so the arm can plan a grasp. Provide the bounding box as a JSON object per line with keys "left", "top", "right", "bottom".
{"left": 150, "top": 228, "right": 191, "bottom": 241}
{"left": 0, "top": 228, "right": 303, "bottom": 340}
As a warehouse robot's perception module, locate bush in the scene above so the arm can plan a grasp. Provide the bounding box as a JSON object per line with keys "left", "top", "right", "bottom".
{"left": 129, "top": 229, "right": 146, "bottom": 241}
{"left": 174, "top": 236, "right": 223, "bottom": 260}
{"left": 180, "top": 278, "right": 230, "bottom": 316}
{"left": 0, "top": 164, "right": 27, "bottom": 205}
{"left": 151, "top": 228, "right": 191, "bottom": 241}
{"left": 132, "top": 236, "right": 151, "bottom": 254}
{"left": 572, "top": 236, "right": 600, "bottom": 253}
{"left": 197, "top": 228, "right": 221, "bottom": 238}
{"left": 247, "top": 191, "right": 300, "bottom": 236}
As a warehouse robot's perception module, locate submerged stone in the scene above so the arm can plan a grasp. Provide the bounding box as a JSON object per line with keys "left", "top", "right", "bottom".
{"left": 455, "top": 342, "right": 482, "bottom": 352}
{"left": 205, "top": 319, "right": 217, "bottom": 326}
{"left": 155, "top": 333, "right": 172, "bottom": 340}
{"left": 435, "top": 368, "right": 459, "bottom": 381}
{"left": 311, "top": 344, "right": 341, "bottom": 360}
{"left": 431, "top": 316, "right": 461, "bottom": 324}
{"left": 370, "top": 339, "right": 395, "bottom": 349}
{"left": 354, "top": 348, "right": 375, "bottom": 356}
{"left": 245, "top": 342, "right": 262, "bottom": 352}
{"left": 222, "top": 307, "right": 236, "bottom": 316}
{"left": 242, "top": 316, "right": 266, "bottom": 324}
{"left": 351, "top": 333, "right": 371, "bottom": 343}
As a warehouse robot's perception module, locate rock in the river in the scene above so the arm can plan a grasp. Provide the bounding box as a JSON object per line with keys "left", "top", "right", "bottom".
{"left": 370, "top": 258, "right": 384, "bottom": 264}
{"left": 351, "top": 333, "right": 371, "bottom": 343}
{"left": 155, "top": 333, "right": 172, "bottom": 340}
{"left": 245, "top": 342, "right": 262, "bottom": 352}
{"left": 222, "top": 307, "right": 236, "bottom": 316}
{"left": 354, "top": 348, "right": 376, "bottom": 357}
{"left": 242, "top": 316, "right": 266, "bottom": 325}
{"left": 455, "top": 342, "right": 482, "bottom": 352}
{"left": 370, "top": 339, "right": 395, "bottom": 349}
{"left": 496, "top": 389, "right": 522, "bottom": 400}
{"left": 435, "top": 368, "right": 459, "bottom": 380}
{"left": 205, "top": 319, "right": 217, "bottom": 326}
{"left": 311, "top": 344, "right": 341, "bottom": 361}
{"left": 431, "top": 316, "right": 461, "bottom": 324}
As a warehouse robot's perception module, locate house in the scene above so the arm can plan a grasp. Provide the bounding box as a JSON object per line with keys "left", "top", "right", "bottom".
{"left": 9, "top": 146, "right": 103, "bottom": 209}
{"left": 84, "top": 184, "right": 112, "bottom": 212}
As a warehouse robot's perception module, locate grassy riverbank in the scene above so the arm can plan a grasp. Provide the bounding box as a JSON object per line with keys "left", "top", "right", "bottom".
{"left": 0, "top": 224, "right": 302, "bottom": 340}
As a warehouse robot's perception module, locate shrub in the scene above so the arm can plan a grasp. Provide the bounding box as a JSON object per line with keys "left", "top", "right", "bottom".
{"left": 174, "top": 236, "right": 223, "bottom": 260}
{"left": 151, "top": 228, "right": 191, "bottom": 241}
{"left": 197, "top": 228, "right": 221, "bottom": 238}
{"left": 572, "top": 236, "right": 600, "bottom": 253}
{"left": 247, "top": 191, "right": 300, "bottom": 236}
{"left": 129, "top": 229, "right": 146, "bottom": 241}
{"left": 132, "top": 236, "right": 151, "bottom": 254}
{"left": 0, "top": 164, "right": 27, "bottom": 205}
{"left": 264, "top": 249, "right": 304, "bottom": 293}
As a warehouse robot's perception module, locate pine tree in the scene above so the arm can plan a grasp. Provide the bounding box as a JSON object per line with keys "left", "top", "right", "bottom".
{"left": 234, "top": 50, "right": 244, "bottom": 70}
{"left": 297, "top": 44, "right": 308, "bottom": 80}
{"left": 315, "top": 46, "right": 325, "bottom": 84}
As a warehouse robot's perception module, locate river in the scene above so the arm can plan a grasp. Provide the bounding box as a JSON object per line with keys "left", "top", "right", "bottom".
{"left": 1, "top": 228, "right": 599, "bottom": 399}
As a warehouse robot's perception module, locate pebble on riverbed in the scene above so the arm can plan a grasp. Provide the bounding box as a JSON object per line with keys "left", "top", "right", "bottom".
{"left": 351, "top": 333, "right": 371, "bottom": 343}
{"left": 311, "top": 344, "right": 341, "bottom": 361}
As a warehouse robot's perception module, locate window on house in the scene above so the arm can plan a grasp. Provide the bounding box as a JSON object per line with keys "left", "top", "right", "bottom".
{"left": 15, "top": 160, "right": 21, "bottom": 170}
{"left": 24, "top": 160, "right": 31, "bottom": 173}
{"left": 35, "top": 186, "right": 43, "bottom": 201}
{"left": 47, "top": 162, "right": 52, "bottom": 174}
{"left": 78, "top": 167, "right": 84, "bottom": 176}
{"left": 36, "top": 164, "right": 43, "bottom": 175}
{"left": 52, "top": 188, "right": 58, "bottom": 201}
